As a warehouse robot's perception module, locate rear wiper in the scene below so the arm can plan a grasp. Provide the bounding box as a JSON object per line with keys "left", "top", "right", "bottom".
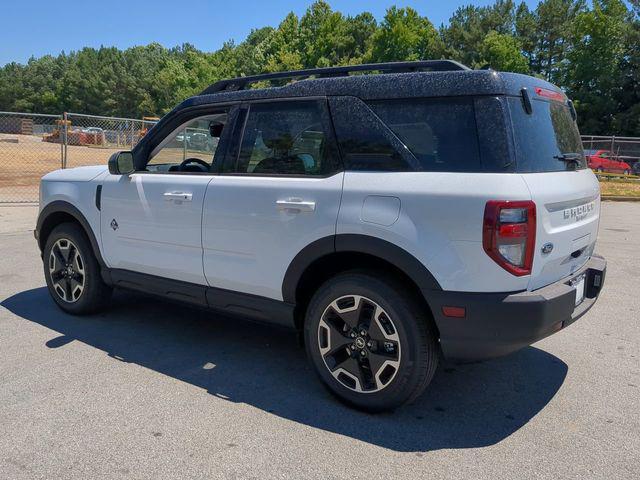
{"left": 554, "top": 153, "right": 583, "bottom": 164}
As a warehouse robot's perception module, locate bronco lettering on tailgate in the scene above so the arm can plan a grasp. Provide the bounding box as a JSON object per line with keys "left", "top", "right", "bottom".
{"left": 563, "top": 201, "right": 595, "bottom": 222}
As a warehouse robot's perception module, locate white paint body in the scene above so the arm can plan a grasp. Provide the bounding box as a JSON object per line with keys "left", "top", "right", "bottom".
{"left": 39, "top": 164, "right": 600, "bottom": 300}
{"left": 201, "top": 174, "right": 343, "bottom": 299}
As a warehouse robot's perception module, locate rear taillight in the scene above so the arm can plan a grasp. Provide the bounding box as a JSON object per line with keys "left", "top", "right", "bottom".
{"left": 483, "top": 200, "right": 536, "bottom": 276}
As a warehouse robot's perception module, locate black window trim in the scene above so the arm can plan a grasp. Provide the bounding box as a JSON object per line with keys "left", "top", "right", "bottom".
{"left": 220, "top": 96, "right": 344, "bottom": 179}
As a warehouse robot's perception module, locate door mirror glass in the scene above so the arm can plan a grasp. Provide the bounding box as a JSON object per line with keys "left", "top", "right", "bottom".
{"left": 109, "top": 151, "right": 135, "bottom": 175}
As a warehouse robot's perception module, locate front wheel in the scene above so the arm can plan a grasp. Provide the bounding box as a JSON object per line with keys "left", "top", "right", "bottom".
{"left": 304, "top": 272, "right": 439, "bottom": 412}
{"left": 43, "top": 222, "right": 112, "bottom": 315}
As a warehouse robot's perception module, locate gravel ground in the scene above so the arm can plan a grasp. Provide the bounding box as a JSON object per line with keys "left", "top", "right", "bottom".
{"left": 0, "top": 203, "right": 638, "bottom": 480}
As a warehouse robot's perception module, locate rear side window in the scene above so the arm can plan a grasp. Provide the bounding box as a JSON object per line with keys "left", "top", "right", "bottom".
{"left": 368, "top": 98, "right": 481, "bottom": 172}
{"left": 508, "top": 97, "right": 586, "bottom": 172}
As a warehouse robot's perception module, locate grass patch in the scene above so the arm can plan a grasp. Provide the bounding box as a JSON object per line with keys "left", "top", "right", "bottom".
{"left": 599, "top": 180, "right": 640, "bottom": 197}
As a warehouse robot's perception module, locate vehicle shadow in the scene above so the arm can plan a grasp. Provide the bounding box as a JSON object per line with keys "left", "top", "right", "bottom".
{"left": 2, "top": 287, "right": 568, "bottom": 453}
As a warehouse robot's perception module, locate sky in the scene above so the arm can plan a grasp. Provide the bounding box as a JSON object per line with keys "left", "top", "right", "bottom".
{"left": 0, "top": 0, "right": 539, "bottom": 66}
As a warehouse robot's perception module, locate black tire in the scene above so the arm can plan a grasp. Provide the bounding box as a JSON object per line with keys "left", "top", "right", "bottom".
{"left": 43, "top": 222, "right": 112, "bottom": 315}
{"left": 304, "top": 271, "right": 439, "bottom": 412}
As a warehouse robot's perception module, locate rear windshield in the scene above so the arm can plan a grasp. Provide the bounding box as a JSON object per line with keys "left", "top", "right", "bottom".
{"left": 508, "top": 97, "right": 586, "bottom": 172}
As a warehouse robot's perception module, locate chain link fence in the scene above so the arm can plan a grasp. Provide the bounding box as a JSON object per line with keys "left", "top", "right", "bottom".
{"left": 0, "top": 112, "right": 63, "bottom": 203}
{"left": 64, "top": 113, "right": 157, "bottom": 170}
{"left": 0, "top": 111, "right": 157, "bottom": 202}
{"left": 2, "top": 110, "right": 640, "bottom": 203}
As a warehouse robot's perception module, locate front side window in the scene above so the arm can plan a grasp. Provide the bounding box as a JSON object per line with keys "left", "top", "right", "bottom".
{"left": 231, "top": 101, "right": 331, "bottom": 176}
{"left": 146, "top": 113, "right": 228, "bottom": 173}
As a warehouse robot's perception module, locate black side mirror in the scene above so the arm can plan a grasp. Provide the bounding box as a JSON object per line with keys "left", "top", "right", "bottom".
{"left": 108, "top": 151, "right": 135, "bottom": 175}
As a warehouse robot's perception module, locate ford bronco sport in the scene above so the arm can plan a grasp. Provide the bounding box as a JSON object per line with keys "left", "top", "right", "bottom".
{"left": 35, "top": 60, "right": 606, "bottom": 411}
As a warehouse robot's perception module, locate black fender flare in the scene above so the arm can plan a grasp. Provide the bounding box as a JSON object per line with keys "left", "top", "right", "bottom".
{"left": 35, "top": 200, "right": 106, "bottom": 268}
{"left": 282, "top": 234, "right": 442, "bottom": 304}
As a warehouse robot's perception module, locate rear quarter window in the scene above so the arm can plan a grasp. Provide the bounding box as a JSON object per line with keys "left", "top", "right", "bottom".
{"left": 368, "top": 98, "right": 482, "bottom": 172}
{"left": 329, "top": 96, "right": 414, "bottom": 172}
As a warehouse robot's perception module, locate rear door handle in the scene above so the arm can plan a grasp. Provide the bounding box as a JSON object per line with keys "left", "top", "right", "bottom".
{"left": 276, "top": 198, "right": 316, "bottom": 213}
{"left": 164, "top": 192, "right": 193, "bottom": 202}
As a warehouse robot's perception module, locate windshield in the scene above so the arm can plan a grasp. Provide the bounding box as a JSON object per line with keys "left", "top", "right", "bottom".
{"left": 508, "top": 96, "right": 586, "bottom": 172}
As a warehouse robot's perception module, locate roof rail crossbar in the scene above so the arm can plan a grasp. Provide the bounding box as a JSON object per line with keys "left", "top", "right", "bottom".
{"left": 200, "top": 60, "right": 470, "bottom": 95}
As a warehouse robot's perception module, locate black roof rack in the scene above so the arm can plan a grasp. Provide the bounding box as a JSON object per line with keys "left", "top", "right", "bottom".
{"left": 199, "top": 60, "right": 470, "bottom": 95}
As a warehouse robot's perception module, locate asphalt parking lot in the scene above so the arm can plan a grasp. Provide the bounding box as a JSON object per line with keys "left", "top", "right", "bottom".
{"left": 0, "top": 202, "right": 638, "bottom": 479}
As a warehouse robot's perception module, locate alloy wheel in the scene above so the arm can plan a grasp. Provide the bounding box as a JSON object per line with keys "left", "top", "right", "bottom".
{"left": 317, "top": 295, "right": 401, "bottom": 393}
{"left": 48, "top": 238, "right": 85, "bottom": 303}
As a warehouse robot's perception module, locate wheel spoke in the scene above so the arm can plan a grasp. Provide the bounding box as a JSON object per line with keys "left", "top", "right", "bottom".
{"left": 336, "top": 356, "right": 371, "bottom": 391}
{"left": 70, "top": 276, "right": 83, "bottom": 291}
{"left": 52, "top": 245, "right": 66, "bottom": 268}
{"left": 72, "top": 249, "right": 84, "bottom": 273}
{"left": 367, "top": 314, "right": 387, "bottom": 341}
{"left": 66, "top": 244, "right": 76, "bottom": 264}
{"left": 366, "top": 350, "right": 385, "bottom": 376}
{"left": 63, "top": 278, "right": 73, "bottom": 302}
{"left": 335, "top": 307, "right": 360, "bottom": 329}
{"left": 333, "top": 296, "right": 376, "bottom": 330}
{"left": 319, "top": 320, "right": 354, "bottom": 366}
{"left": 51, "top": 269, "right": 65, "bottom": 282}
{"left": 327, "top": 327, "right": 352, "bottom": 353}
{"left": 366, "top": 351, "right": 399, "bottom": 390}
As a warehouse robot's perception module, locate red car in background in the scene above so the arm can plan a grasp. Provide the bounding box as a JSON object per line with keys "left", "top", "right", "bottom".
{"left": 586, "top": 149, "right": 632, "bottom": 174}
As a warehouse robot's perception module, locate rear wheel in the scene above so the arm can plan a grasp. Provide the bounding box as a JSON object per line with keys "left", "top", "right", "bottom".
{"left": 304, "top": 272, "right": 439, "bottom": 412}
{"left": 43, "top": 222, "right": 112, "bottom": 315}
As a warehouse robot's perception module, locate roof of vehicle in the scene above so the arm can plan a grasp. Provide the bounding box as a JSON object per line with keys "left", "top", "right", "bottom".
{"left": 137, "top": 61, "right": 565, "bottom": 155}
{"left": 177, "top": 61, "right": 564, "bottom": 110}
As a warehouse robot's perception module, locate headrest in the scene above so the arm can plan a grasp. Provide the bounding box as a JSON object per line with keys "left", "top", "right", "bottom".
{"left": 209, "top": 121, "right": 224, "bottom": 138}
{"left": 261, "top": 123, "right": 294, "bottom": 151}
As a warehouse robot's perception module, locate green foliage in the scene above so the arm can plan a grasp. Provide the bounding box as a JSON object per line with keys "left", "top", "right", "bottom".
{"left": 441, "top": 0, "right": 516, "bottom": 68}
{"left": 481, "top": 31, "right": 529, "bottom": 73}
{"left": 565, "top": 0, "right": 632, "bottom": 134}
{"left": 0, "top": 0, "right": 638, "bottom": 135}
{"left": 368, "top": 6, "right": 442, "bottom": 62}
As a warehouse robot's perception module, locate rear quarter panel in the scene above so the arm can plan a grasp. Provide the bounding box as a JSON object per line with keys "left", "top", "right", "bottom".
{"left": 337, "top": 171, "right": 533, "bottom": 293}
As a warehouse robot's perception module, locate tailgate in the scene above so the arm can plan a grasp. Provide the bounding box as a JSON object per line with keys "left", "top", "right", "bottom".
{"left": 522, "top": 169, "right": 600, "bottom": 290}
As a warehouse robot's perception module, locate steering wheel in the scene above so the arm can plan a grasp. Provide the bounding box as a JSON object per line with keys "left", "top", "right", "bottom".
{"left": 179, "top": 158, "right": 210, "bottom": 172}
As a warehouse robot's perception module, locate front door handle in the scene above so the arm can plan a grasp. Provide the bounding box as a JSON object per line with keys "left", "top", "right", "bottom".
{"left": 164, "top": 192, "right": 193, "bottom": 202}
{"left": 276, "top": 198, "right": 316, "bottom": 213}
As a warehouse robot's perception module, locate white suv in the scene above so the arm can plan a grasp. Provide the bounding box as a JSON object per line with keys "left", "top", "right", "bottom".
{"left": 35, "top": 61, "right": 606, "bottom": 411}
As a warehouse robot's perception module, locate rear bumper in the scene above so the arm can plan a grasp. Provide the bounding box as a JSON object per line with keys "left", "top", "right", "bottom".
{"left": 429, "top": 255, "right": 606, "bottom": 361}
